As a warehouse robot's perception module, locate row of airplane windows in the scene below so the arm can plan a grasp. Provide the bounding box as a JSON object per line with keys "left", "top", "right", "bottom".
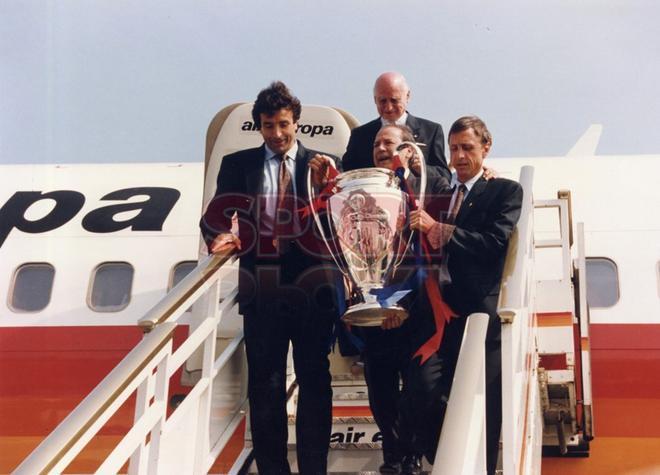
{"left": 5, "top": 258, "right": 631, "bottom": 314}
{"left": 7, "top": 261, "right": 197, "bottom": 313}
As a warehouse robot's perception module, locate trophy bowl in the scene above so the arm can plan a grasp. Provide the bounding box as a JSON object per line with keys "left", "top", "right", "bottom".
{"left": 307, "top": 143, "right": 426, "bottom": 327}
{"left": 307, "top": 167, "right": 408, "bottom": 326}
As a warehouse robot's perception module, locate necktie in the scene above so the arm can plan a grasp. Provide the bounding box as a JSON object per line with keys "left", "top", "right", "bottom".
{"left": 446, "top": 184, "right": 467, "bottom": 224}
{"left": 274, "top": 154, "right": 294, "bottom": 250}
{"left": 437, "top": 184, "right": 466, "bottom": 286}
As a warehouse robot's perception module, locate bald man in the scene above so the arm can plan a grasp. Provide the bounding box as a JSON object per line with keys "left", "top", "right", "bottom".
{"left": 342, "top": 71, "right": 450, "bottom": 179}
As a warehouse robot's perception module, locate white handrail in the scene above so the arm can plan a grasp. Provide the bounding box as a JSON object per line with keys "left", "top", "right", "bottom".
{"left": 575, "top": 222, "right": 594, "bottom": 439}
{"left": 433, "top": 313, "right": 489, "bottom": 475}
{"left": 13, "top": 322, "right": 177, "bottom": 474}
{"left": 14, "top": 248, "right": 245, "bottom": 475}
{"left": 498, "top": 165, "right": 545, "bottom": 474}
{"left": 497, "top": 166, "right": 535, "bottom": 321}
{"left": 139, "top": 250, "right": 236, "bottom": 331}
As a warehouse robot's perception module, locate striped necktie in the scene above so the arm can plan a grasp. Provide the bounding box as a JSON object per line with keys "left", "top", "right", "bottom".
{"left": 273, "top": 154, "right": 294, "bottom": 250}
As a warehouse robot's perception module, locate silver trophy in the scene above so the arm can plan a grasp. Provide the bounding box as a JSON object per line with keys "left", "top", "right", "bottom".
{"left": 307, "top": 142, "right": 426, "bottom": 326}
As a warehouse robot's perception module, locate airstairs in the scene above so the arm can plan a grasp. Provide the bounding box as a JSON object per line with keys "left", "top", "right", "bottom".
{"left": 13, "top": 164, "right": 595, "bottom": 474}
{"left": 13, "top": 102, "right": 594, "bottom": 474}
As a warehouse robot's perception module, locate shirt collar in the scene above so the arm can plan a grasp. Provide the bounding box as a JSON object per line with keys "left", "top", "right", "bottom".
{"left": 380, "top": 111, "right": 408, "bottom": 127}
{"left": 265, "top": 141, "right": 299, "bottom": 161}
{"left": 450, "top": 168, "right": 484, "bottom": 193}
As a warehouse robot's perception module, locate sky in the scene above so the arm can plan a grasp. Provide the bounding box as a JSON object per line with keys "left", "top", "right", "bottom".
{"left": 2, "top": 0, "right": 659, "bottom": 165}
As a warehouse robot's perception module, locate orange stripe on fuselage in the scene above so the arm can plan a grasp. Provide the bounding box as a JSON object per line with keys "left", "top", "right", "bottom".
{"left": 581, "top": 337, "right": 590, "bottom": 351}
{"left": 536, "top": 312, "right": 573, "bottom": 327}
{"left": 542, "top": 436, "right": 660, "bottom": 474}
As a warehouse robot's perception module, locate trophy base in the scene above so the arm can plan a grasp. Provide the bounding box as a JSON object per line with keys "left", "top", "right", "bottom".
{"left": 341, "top": 303, "right": 409, "bottom": 327}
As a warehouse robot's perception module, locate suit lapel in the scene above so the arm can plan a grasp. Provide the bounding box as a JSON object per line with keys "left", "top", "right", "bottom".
{"left": 246, "top": 145, "right": 266, "bottom": 220}
{"left": 294, "top": 141, "right": 309, "bottom": 200}
{"left": 455, "top": 177, "right": 487, "bottom": 225}
{"left": 246, "top": 145, "right": 265, "bottom": 193}
{"left": 405, "top": 114, "right": 422, "bottom": 143}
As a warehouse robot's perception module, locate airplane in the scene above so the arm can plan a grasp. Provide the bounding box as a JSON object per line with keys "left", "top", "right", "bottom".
{"left": 1, "top": 102, "right": 659, "bottom": 474}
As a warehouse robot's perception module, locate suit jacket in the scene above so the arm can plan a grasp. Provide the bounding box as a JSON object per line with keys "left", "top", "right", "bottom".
{"left": 200, "top": 141, "right": 336, "bottom": 312}
{"left": 342, "top": 114, "right": 450, "bottom": 179}
{"left": 442, "top": 177, "right": 523, "bottom": 319}
{"left": 389, "top": 174, "right": 452, "bottom": 351}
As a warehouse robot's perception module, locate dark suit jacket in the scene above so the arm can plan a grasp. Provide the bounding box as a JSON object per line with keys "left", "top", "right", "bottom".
{"left": 388, "top": 174, "right": 452, "bottom": 352}
{"left": 342, "top": 114, "right": 450, "bottom": 179}
{"left": 442, "top": 177, "right": 523, "bottom": 321}
{"left": 200, "top": 141, "right": 336, "bottom": 313}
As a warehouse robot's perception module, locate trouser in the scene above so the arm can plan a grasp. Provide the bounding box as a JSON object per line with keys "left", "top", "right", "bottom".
{"left": 399, "top": 315, "right": 466, "bottom": 463}
{"left": 361, "top": 325, "right": 410, "bottom": 462}
{"left": 400, "top": 309, "right": 502, "bottom": 475}
{"left": 242, "top": 253, "right": 337, "bottom": 475}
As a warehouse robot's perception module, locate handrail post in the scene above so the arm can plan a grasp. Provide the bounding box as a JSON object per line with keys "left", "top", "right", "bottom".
{"left": 500, "top": 308, "right": 518, "bottom": 475}
{"left": 193, "top": 279, "right": 221, "bottom": 474}
{"left": 434, "top": 313, "right": 489, "bottom": 475}
{"left": 497, "top": 165, "right": 536, "bottom": 474}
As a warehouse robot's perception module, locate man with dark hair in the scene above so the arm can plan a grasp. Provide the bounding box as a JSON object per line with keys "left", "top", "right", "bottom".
{"left": 342, "top": 72, "right": 451, "bottom": 179}
{"left": 408, "top": 115, "right": 523, "bottom": 474}
{"left": 200, "top": 81, "right": 338, "bottom": 475}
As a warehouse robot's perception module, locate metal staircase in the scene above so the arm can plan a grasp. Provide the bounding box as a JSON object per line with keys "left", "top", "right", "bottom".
{"left": 13, "top": 165, "right": 594, "bottom": 474}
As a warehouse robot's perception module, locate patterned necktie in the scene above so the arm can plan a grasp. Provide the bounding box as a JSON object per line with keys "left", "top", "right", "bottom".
{"left": 274, "top": 154, "right": 294, "bottom": 249}
{"left": 446, "top": 184, "right": 467, "bottom": 224}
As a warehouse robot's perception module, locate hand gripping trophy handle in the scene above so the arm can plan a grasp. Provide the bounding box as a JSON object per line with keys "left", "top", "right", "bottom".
{"left": 306, "top": 143, "right": 427, "bottom": 326}
{"left": 306, "top": 165, "right": 350, "bottom": 278}
{"left": 391, "top": 140, "right": 426, "bottom": 271}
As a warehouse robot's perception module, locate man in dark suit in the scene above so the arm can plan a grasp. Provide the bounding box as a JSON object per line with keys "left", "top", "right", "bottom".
{"left": 200, "top": 82, "right": 339, "bottom": 475}
{"left": 311, "top": 123, "right": 450, "bottom": 475}
{"left": 408, "top": 116, "right": 523, "bottom": 474}
{"left": 342, "top": 71, "right": 451, "bottom": 180}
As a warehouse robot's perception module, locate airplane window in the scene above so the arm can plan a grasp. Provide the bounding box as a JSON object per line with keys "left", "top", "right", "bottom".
{"left": 89, "top": 262, "right": 134, "bottom": 312}
{"left": 585, "top": 257, "right": 620, "bottom": 308}
{"left": 169, "top": 261, "right": 197, "bottom": 312}
{"left": 169, "top": 261, "right": 198, "bottom": 290}
{"left": 9, "top": 263, "right": 55, "bottom": 312}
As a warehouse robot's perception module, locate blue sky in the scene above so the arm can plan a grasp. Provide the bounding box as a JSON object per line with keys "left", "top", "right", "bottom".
{"left": 2, "top": 0, "right": 659, "bottom": 164}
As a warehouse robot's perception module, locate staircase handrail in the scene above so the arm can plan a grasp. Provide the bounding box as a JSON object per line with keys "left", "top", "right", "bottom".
{"left": 13, "top": 322, "right": 177, "bottom": 474}
{"left": 14, "top": 248, "right": 242, "bottom": 475}
{"left": 433, "top": 312, "right": 490, "bottom": 475}
{"left": 139, "top": 249, "right": 236, "bottom": 331}
{"left": 497, "top": 166, "right": 535, "bottom": 320}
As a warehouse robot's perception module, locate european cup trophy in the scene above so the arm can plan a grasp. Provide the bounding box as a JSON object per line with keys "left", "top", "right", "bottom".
{"left": 307, "top": 142, "right": 426, "bottom": 326}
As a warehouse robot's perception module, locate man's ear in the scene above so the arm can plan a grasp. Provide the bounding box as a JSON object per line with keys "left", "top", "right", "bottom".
{"left": 482, "top": 143, "right": 491, "bottom": 158}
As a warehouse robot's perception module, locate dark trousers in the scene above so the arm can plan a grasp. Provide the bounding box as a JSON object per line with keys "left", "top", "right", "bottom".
{"left": 400, "top": 300, "right": 502, "bottom": 475}
{"left": 242, "top": 247, "right": 336, "bottom": 475}
{"left": 361, "top": 325, "right": 410, "bottom": 462}
{"left": 399, "top": 316, "right": 466, "bottom": 463}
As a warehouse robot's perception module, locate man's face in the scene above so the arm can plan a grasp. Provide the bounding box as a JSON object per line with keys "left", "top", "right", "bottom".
{"left": 259, "top": 108, "right": 297, "bottom": 155}
{"left": 449, "top": 128, "right": 491, "bottom": 182}
{"left": 374, "top": 82, "right": 410, "bottom": 123}
{"left": 373, "top": 127, "right": 411, "bottom": 169}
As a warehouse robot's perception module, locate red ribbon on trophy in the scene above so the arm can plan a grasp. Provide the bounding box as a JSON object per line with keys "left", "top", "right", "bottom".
{"left": 298, "top": 166, "right": 340, "bottom": 219}
{"left": 391, "top": 156, "right": 456, "bottom": 364}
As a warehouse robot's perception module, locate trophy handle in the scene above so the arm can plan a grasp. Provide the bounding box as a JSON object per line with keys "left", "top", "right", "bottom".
{"left": 306, "top": 166, "right": 350, "bottom": 277}
{"left": 392, "top": 141, "right": 427, "bottom": 270}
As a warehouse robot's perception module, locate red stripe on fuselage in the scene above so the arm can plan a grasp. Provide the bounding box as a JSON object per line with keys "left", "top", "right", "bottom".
{"left": 0, "top": 325, "right": 191, "bottom": 473}
{"left": 1, "top": 322, "right": 660, "bottom": 472}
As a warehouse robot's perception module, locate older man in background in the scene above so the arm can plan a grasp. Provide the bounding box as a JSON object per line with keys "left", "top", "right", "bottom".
{"left": 342, "top": 71, "right": 450, "bottom": 179}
